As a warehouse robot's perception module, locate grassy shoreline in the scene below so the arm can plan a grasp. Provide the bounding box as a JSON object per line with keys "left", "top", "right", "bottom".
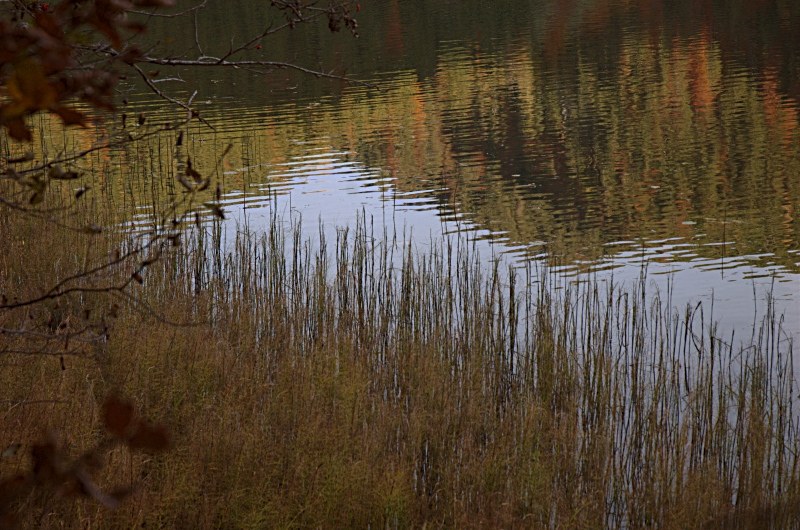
{"left": 1, "top": 206, "right": 798, "bottom": 528}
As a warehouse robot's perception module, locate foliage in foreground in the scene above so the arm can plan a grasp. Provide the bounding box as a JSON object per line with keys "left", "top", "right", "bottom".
{"left": 0, "top": 206, "right": 798, "bottom": 528}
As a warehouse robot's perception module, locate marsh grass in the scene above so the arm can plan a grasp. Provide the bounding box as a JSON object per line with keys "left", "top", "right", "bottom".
{"left": 1, "top": 199, "right": 798, "bottom": 528}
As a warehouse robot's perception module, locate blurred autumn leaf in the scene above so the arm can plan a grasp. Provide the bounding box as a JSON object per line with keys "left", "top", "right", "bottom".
{"left": 0, "top": 395, "right": 170, "bottom": 524}
{"left": 0, "top": 0, "right": 175, "bottom": 141}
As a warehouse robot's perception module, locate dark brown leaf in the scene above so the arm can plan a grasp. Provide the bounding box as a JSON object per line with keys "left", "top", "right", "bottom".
{"left": 177, "top": 174, "right": 194, "bottom": 191}
{"left": 103, "top": 397, "right": 134, "bottom": 438}
{"left": 48, "top": 166, "right": 80, "bottom": 180}
{"left": 128, "top": 422, "right": 169, "bottom": 452}
{"left": 52, "top": 106, "right": 87, "bottom": 127}
{"left": 29, "top": 190, "right": 45, "bottom": 205}
{"left": 6, "top": 152, "right": 34, "bottom": 164}
{"left": 186, "top": 157, "right": 202, "bottom": 182}
{"left": 6, "top": 118, "right": 32, "bottom": 142}
{"left": 31, "top": 441, "right": 58, "bottom": 481}
{"left": 24, "top": 174, "right": 47, "bottom": 193}
{"left": 204, "top": 203, "right": 225, "bottom": 220}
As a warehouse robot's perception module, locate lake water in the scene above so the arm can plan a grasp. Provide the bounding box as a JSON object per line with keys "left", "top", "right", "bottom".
{"left": 110, "top": 0, "right": 798, "bottom": 339}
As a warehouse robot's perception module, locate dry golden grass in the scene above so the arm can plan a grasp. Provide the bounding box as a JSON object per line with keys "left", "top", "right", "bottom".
{"left": 1, "top": 201, "right": 798, "bottom": 529}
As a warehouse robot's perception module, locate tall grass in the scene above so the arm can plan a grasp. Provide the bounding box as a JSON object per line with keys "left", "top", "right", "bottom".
{"left": 1, "top": 202, "right": 798, "bottom": 528}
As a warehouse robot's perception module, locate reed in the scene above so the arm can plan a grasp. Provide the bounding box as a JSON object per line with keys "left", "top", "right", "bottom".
{"left": 0, "top": 203, "right": 797, "bottom": 529}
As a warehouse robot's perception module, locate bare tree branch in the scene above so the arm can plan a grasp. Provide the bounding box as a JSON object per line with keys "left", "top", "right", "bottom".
{"left": 131, "top": 63, "right": 215, "bottom": 129}
{"left": 136, "top": 55, "right": 375, "bottom": 88}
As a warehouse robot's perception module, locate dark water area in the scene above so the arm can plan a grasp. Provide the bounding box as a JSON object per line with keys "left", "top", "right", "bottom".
{"left": 117, "top": 0, "right": 799, "bottom": 338}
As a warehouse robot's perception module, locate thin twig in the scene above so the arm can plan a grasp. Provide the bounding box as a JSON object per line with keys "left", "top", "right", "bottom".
{"left": 0, "top": 349, "right": 90, "bottom": 357}
{"left": 131, "top": 63, "right": 215, "bottom": 129}
{"left": 128, "top": 0, "right": 207, "bottom": 18}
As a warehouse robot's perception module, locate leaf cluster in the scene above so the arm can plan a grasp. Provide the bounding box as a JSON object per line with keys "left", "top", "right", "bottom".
{"left": 0, "top": 0, "right": 174, "bottom": 141}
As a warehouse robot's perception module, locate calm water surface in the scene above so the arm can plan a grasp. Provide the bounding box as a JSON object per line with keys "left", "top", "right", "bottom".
{"left": 113, "top": 0, "right": 799, "bottom": 338}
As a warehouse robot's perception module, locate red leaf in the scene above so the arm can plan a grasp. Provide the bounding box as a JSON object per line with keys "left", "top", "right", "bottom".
{"left": 35, "top": 12, "right": 63, "bottom": 39}
{"left": 31, "top": 441, "right": 58, "bottom": 481}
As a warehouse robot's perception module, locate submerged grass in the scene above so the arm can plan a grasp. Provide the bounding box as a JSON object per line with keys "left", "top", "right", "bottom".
{"left": 0, "top": 201, "right": 798, "bottom": 528}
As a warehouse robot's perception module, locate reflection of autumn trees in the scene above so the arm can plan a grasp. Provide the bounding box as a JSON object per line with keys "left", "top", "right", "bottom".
{"left": 380, "top": 34, "right": 793, "bottom": 266}
{"left": 127, "top": 0, "right": 798, "bottom": 105}
{"left": 81, "top": 0, "right": 798, "bottom": 269}
{"left": 353, "top": 33, "right": 797, "bottom": 267}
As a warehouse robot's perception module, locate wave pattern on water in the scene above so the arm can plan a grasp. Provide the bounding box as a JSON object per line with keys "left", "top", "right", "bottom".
{"left": 75, "top": 0, "right": 800, "bottom": 337}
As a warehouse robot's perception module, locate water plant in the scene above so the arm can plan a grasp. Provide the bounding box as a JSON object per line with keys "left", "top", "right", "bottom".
{"left": 1, "top": 203, "right": 797, "bottom": 528}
